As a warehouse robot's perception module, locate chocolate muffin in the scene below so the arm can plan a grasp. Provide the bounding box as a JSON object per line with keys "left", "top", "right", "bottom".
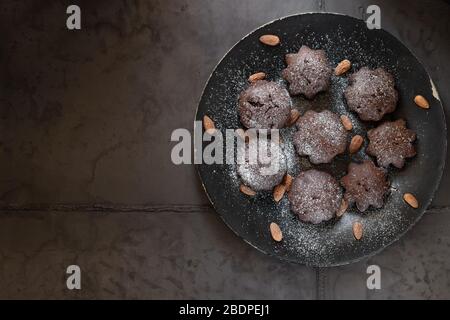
{"left": 341, "top": 160, "right": 390, "bottom": 212}
{"left": 237, "top": 138, "right": 287, "bottom": 191}
{"left": 281, "top": 45, "right": 332, "bottom": 99}
{"left": 344, "top": 67, "right": 398, "bottom": 121}
{"left": 367, "top": 119, "right": 416, "bottom": 168}
{"left": 293, "top": 110, "right": 348, "bottom": 164}
{"left": 288, "top": 170, "right": 342, "bottom": 224}
{"left": 238, "top": 80, "right": 291, "bottom": 129}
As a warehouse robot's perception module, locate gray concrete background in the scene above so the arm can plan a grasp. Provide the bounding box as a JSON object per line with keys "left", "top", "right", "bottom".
{"left": 0, "top": 0, "right": 449, "bottom": 299}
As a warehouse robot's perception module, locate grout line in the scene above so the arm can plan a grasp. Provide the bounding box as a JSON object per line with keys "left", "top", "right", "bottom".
{"left": 315, "top": 267, "right": 327, "bottom": 300}
{"left": 0, "top": 203, "right": 213, "bottom": 213}
{"left": 426, "top": 206, "right": 450, "bottom": 215}
{"left": 0, "top": 203, "right": 448, "bottom": 213}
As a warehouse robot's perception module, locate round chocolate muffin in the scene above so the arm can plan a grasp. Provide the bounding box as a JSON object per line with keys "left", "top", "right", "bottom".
{"left": 367, "top": 119, "right": 416, "bottom": 168}
{"left": 344, "top": 67, "right": 398, "bottom": 121}
{"left": 293, "top": 110, "right": 348, "bottom": 164}
{"left": 238, "top": 80, "right": 291, "bottom": 129}
{"left": 288, "top": 170, "right": 342, "bottom": 224}
{"left": 341, "top": 160, "right": 390, "bottom": 212}
{"left": 281, "top": 45, "right": 332, "bottom": 99}
{"left": 237, "top": 138, "right": 287, "bottom": 191}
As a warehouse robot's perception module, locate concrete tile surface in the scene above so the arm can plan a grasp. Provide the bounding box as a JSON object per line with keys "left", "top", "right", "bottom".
{"left": 320, "top": 208, "right": 450, "bottom": 299}
{"left": 0, "top": 0, "right": 449, "bottom": 299}
{"left": 0, "top": 209, "right": 316, "bottom": 299}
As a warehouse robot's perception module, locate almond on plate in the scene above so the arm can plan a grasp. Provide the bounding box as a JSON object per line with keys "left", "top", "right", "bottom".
{"left": 283, "top": 174, "right": 293, "bottom": 192}
{"left": 203, "top": 115, "right": 216, "bottom": 132}
{"left": 335, "top": 59, "right": 351, "bottom": 76}
{"left": 403, "top": 193, "right": 419, "bottom": 208}
{"left": 337, "top": 199, "right": 348, "bottom": 217}
{"left": 340, "top": 115, "right": 353, "bottom": 131}
{"left": 270, "top": 222, "right": 283, "bottom": 242}
{"left": 248, "top": 72, "right": 266, "bottom": 82}
{"left": 286, "top": 109, "right": 301, "bottom": 126}
{"left": 273, "top": 184, "right": 286, "bottom": 202}
{"left": 349, "top": 135, "right": 364, "bottom": 153}
{"left": 353, "top": 221, "right": 363, "bottom": 240}
{"left": 259, "top": 34, "right": 280, "bottom": 46}
{"left": 240, "top": 184, "right": 256, "bottom": 196}
{"left": 414, "top": 95, "right": 429, "bottom": 109}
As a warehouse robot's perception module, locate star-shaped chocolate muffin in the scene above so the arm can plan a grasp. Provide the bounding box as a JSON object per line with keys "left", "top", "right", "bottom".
{"left": 281, "top": 45, "right": 332, "bottom": 99}
{"left": 344, "top": 67, "right": 398, "bottom": 121}
{"left": 367, "top": 119, "right": 416, "bottom": 168}
{"left": 293, "top": 110, "right": 348, "bottom": 164}
{"left": 288, "top": 169, "right": 343, "bottom": 224}
{"left": 238, "top": 80, "right": 292, "bottom": 129}
{"left": 341, "top": 160, "right": 390, "bottom": 212}
{"left": 237, "top": 139, "right": 287, "bottom": 191}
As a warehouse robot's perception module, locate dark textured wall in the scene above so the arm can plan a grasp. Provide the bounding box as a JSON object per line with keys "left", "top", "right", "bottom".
{"left": 0, "top": 0, "right": 449, "bottom": 299}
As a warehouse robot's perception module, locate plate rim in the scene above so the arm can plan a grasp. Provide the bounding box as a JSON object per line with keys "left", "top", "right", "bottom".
{"left": 194, "top": 12, "right": 448, "bottom": 267}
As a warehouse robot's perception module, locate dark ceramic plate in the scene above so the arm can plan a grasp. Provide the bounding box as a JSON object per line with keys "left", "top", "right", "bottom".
{"left": 195, "top": 13, "right": 446, "bottom": 266}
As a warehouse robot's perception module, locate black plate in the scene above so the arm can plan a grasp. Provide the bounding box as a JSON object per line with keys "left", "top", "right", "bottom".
{"left": 195, "top": 13, "right": 446, "bottom": 267}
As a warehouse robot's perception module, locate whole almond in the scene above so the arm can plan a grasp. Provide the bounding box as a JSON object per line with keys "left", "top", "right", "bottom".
{"left": 203, "top": 115, "right": 216, "bottom": 133}
{"left": 259, "top": 34, "right": 280, "bottom": 46}
{"left": 240, "top": 184, "right": 256, "bottom": 196}
{"left": 414, "top": 95, "right": 429, "bottom": 109}
{"left": 248, "top": 72, "right": 266, "bottom": 82}
{"left": 270, "top": 222, "right": 283, "bottom": 242}
{"left": 349, "top": 135, "right": 364, "bottom": 154}
{"left": 283, "top": 174, "right": 293, "bottom": 192}
{"left": 273, "top": 184, "right": 286, "bottom": 202}
{"left": 403, "top": 193, "right": 419, "bottom": 208}
{"left": 353, "top": 221, "right": 363, "bottom": 240}
{"left": 340, "top": 115, "right": 353, "bottom": 131}
{"left": 337, "top": 199, "right": 348, "bottom": 217}
{"left": 286, "top": 109, "right": 301, "bottom": 126}
{"left": 335, "top": 59, "right": 352, "bottom": 76}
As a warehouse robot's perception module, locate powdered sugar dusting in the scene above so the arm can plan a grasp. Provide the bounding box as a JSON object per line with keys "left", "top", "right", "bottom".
{"left": 293, "top": 110, "right": 348, "bottom": 164}
{"left": 237, "top": 139, "right": 287, "bottom": 191}
{"left": 289, "top": 170, "right": 342, "bottom": 224}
